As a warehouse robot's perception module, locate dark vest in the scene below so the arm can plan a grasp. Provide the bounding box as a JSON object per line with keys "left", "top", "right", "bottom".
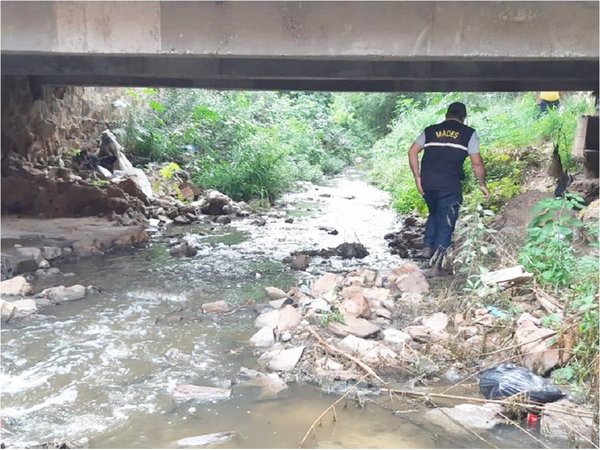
{"left": 421, "top": 120, "right": 475, "bottom": 192}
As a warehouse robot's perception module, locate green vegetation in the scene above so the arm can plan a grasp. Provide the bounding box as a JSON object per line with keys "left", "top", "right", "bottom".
{"left": 124, "top": 89, "right": 379, "bottom": 203}
{"left": 368, "top": 92, "right": 594, "bottom": 214}
{"left": 519, "top": 194, "right": 599, "bottom": 389}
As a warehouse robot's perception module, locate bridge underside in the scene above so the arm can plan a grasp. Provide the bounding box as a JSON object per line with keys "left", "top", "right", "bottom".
{"left": 3, "top": 53, "right": 598, "bottom": 92}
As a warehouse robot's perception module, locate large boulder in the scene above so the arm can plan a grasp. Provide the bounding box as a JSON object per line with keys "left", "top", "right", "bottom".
{"left": 201, "top": 300, "right": 229, "bottom": 314}
{"left": 0, "top": 276, "right": 33, "bottom": 296}
{"left": 387, "top": 262, "right": 429, "bottom": 294}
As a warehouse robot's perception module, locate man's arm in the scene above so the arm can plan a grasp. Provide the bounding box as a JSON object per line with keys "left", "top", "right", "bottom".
{"left": 408, "top": 141, "right": 424, "bottom": 195}
{"left": 469, "top": 153, "right": 490, "bottom": 198}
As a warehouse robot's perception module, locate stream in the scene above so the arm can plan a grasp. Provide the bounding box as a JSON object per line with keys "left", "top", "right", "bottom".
{"left": 1, "top": 169, "right": 555, "bottom": 448}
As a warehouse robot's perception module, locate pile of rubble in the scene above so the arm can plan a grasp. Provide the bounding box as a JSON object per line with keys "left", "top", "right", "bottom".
{"left": 384, "top": 216, "right": 426, "bottom": 258}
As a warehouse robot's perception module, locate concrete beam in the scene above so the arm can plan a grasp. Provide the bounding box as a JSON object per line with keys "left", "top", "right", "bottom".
{"left": 2, "top": 1, "right": 598, "bottom": 58}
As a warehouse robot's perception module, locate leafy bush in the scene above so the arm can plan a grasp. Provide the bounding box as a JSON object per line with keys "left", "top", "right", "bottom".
{"left": 368, "top": 92, "right": 594, "bottom": 214}
{"left": 123, "top": 89, "right": 389, "bottom": 202}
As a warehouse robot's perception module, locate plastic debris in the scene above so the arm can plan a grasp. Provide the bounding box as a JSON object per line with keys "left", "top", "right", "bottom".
{"left": 479, "top": 363, "right": 566, "bottom": 404}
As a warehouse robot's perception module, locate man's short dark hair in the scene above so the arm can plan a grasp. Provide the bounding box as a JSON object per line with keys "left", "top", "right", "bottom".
{"left": 446, "top": 102, "right": 467, "bottom": 120}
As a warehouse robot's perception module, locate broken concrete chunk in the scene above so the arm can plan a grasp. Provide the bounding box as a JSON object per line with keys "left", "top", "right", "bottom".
{"left": 423, "top": 312, "right": 448, "bottom": 333}
{"left": 481, "top": 265, "right": 533, "bottom": 285}
{"left": 0, "top": 275, "right": 33, "bottom": 296}
{"left": 172, "top": 384, "right": 231, "bottom": 403}
{"left": 340, "top": 294, "right": 371, "bottom": 318}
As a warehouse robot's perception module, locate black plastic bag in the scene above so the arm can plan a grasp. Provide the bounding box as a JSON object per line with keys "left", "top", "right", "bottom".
{"left": 479, "top": 363, "right": 566, "bottom": 404}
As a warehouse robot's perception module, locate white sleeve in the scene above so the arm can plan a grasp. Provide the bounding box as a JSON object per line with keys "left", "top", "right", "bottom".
{"left": 467, "top": 132, "right": 480, "bottom": 155}
{"left": 414, "top": 132, "right": 426, "bottom": 148}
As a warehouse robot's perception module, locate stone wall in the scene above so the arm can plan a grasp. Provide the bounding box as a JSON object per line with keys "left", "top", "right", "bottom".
{"left": 1, "top": 75, "right": 127, "bottom": 164}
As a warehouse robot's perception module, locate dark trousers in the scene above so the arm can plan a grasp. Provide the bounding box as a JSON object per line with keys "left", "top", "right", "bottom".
{"left": 423, "top": 191, "right": 462, "bottom": 252}
{"left": 538, "top": 100, "right": 560, "bottom": 115}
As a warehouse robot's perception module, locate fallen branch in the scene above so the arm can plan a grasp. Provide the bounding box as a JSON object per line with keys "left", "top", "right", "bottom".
{"left": 534, "top": 289, "right": 564, "bottom": 316}
{"left": 299, "top": 375, "right": 368, "bottom": 448}
{"left": 383, "top": 389, "right": 594, "bottom": 419}
{"left": 306, "top": 326, "right": 385, "bottom": 384}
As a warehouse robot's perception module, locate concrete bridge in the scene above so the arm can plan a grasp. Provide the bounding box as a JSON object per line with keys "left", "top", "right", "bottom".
{"left": 1, "top": 1, "right": 599, "bottom": 91}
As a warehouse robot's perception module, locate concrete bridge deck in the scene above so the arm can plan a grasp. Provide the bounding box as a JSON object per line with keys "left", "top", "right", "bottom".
{"left": 1, "top": 1, "right": 599, "bottom": 91}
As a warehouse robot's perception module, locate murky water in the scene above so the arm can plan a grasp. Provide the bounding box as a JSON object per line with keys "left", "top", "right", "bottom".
{"left": 1, "top": 169, "right": 561, "bottom": 448}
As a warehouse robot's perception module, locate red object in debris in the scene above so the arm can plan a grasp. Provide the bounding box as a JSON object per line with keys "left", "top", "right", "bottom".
{"left": 527, "top": 411, "right": 540, "bottom": 429}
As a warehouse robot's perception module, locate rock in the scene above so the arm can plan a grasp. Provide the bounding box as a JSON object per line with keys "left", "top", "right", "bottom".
{"left": 277, "top": 305, "right": 302, "bottom": 331}
{"left": 335, "top": 242, "right": 369, "bottom": 259}
{"left": 113, "top": 176, "right": 151, "bottom": 205}
{"left": 284, "top": 217, "right": 294, "bottom": 223}
{"left": 40, "top": 285, "right": 86, "bottom": 303}
{"left": 404, "top": 325, "right": 434, "bottom": 343}
{"left": 201, "top": 300, "right": 229, "bottom": 314}
{"left": 173, "top": 215, "right": 191, "bottom": 224}
{"left": 318, "top": 226, "right": 338, "bottom": 235}
{"left": 541, "top": 399, "right": 594, "bottom": 444}
{"left": 423, "top": 313, "right": 448, "bottom": 333}
{"left": 10, "top": 299, "right": 38, "bottom": 318}
{"left": 425, "top": 403, "right": 505, "bottom": 434}
{"left": 239, "top": 372, "right": 288, "bottom": 400}
{"left": 515, "top": 321, "right": 562, "bottom": 373}
{"left": 267, "top": 346, "right": 305, "bottom": 371}
{"left": 311, "top": 273, "right": 342, "bottom": 295}
{"left": 338, "top": 335, "right": 398, "bottom": 364}
{"left": 41, "top": 246, "right": 63, "bottom": 260}
{"left": 250, "top": 326, "right": 275, "bottom": 347}
{"left": 14, "top": 246, "right": 43, "bottom": 263}
{"left": 200, "top": 190, "right": 232, "bottom": 215}
{"left": 340, "top": 294, "right": 371, "bottom": 318}
{"left": 457, "top": 326, "right": 480, "bottom": 339}
{"left": 0, "top": 276, "right": 33, "bottom": 296}
{"left": 170, "top": 242, "right": 198, "bottom": 257}
{"left": 290, "top": 254, "right": 310, "bottom": 271}
{"left": 382, "top": 328, "right": 412, "bottom": 345}
{"left": 158, "top": 214, "right": 172, "bottom": 224}
{"left": 255, "top": 309, "right": 281, "bottom": 329}
{"left": 215, "top": 215, "right": 231, "bottom": 225}
{"left": 328, "top": 315, "right": 380, "bottom": 338}
{"left": 172, "top": 384, "right": 231, "bottom": 403}
{"left": 0, "top": 299, "right": 17, "bottom": 322}
{"left": 265, "top": 286, "right": 288, "bottom": 300}
{"left": 280, "top": 331, "right": 292, "bottom": 342}
{"left": 387, "top": 262, "right": 429, "bottom": 294}
{"left": 361, "top": 287, "right": 390, "bottom": 304}
{"left": 269, "top": 298, "right": 292, "bottom": 309}
{"left": 252, "top": 218, "right": 267, "bottom": 226}
{"left": 86, "top": 285, "right": 101, "bottom": 295}
{"left": 177, "top": 432, "right": 235, "bottom": 447}
{"left": 38, "top": 259, "right": 50, "bottom": 269}
{"left": 453, "top": 313, "right": 466, "bottom": 327}
{"left": 302, "top": 297, "right": 330, "bottom": 312}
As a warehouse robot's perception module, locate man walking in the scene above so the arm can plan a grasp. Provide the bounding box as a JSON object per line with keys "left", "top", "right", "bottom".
{"left": 408, "top": 102, "right": 489, "bottom": 271}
